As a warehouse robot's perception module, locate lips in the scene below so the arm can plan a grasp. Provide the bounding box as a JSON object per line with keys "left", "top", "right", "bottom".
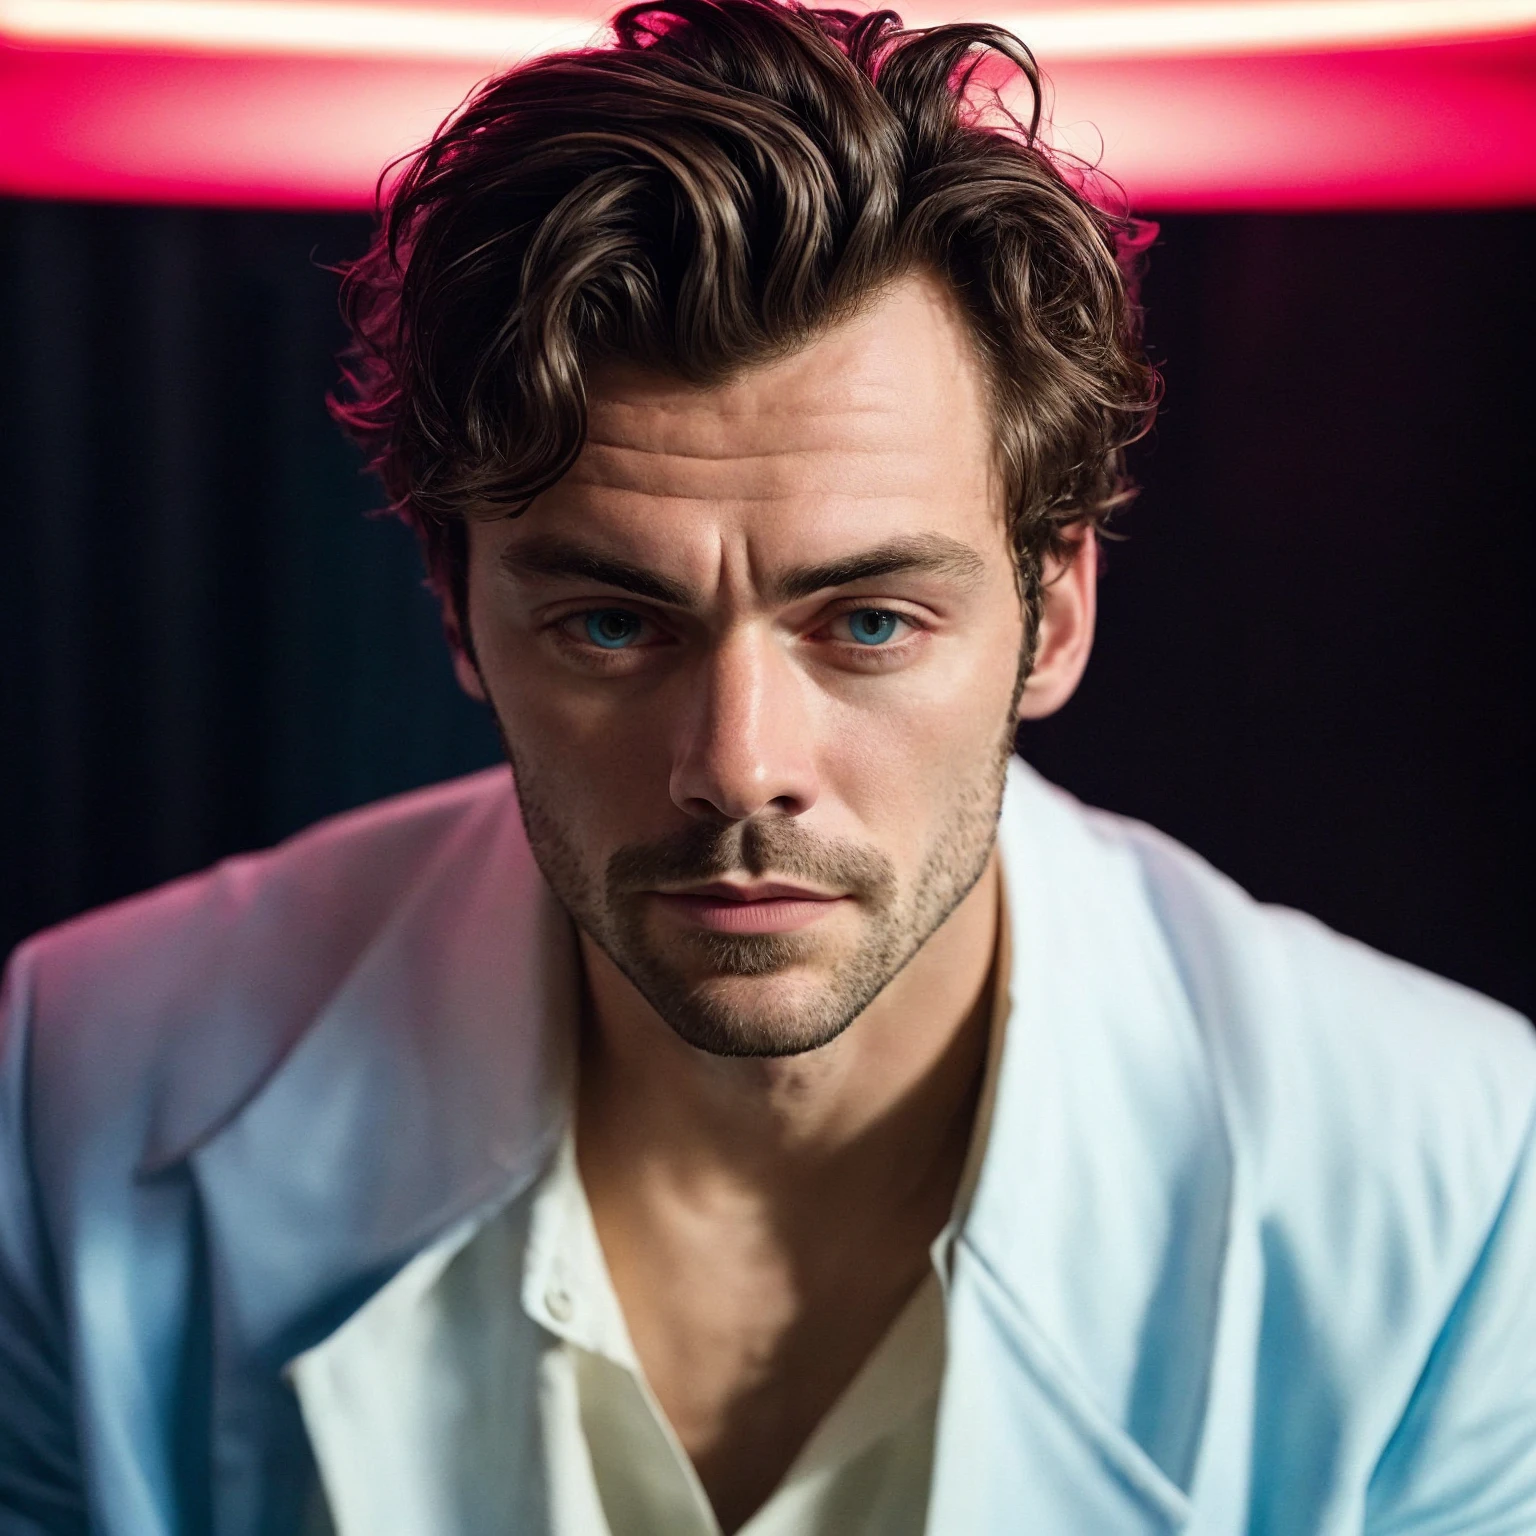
{"left": 662, "top": 880, "right": 839, "bottom": 903}
{"left": 648, "top": 881, "right": 847, "bottom": 935}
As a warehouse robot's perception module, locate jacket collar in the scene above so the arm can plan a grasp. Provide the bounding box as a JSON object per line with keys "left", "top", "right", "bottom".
{"left": 925, "top": 763, "right": 1233, "bottom": 1529}
{"left": 183, "top": 760, "right": 1229, "bottom": 1529}
{"left": 187, "top": 774, "right": 577, "bottom": 1364}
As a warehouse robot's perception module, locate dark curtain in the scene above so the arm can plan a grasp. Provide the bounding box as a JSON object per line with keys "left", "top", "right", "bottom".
{"left": 2, "top": 200, "right": 1531, "bottom": 1017}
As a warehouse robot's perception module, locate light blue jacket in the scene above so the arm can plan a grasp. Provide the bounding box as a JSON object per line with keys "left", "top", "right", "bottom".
{"left": 2, "top": 761, "right": 1533, "bottom": 1534}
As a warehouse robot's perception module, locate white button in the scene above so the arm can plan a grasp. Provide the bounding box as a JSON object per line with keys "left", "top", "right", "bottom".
{"left": 546, "top": 1286, "right": 573, "bottom": 1323}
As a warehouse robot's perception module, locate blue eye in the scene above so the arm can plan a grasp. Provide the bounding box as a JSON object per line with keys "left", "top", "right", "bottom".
{"left": 584, "top": 610, "right": 644, "bottom": 649}
{"left": 844, "top": 609, "right": 902, "bottom": 646}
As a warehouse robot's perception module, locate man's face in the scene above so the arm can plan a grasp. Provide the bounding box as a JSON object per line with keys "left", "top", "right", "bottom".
{"left": 462, "top": 272, "right": 1031, "bottom": 1056}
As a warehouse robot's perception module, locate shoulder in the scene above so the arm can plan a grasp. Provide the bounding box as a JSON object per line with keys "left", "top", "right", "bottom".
{"left": 1011, "top": 760, "right": 1536, "bottom": 1358}
{"left": 2, "top": 769, "right": 519, "bottom": 1172}
{"left": 10, "top": 767, "right": 515, "bottom": 1019}
{"left": 1010, "top": 761, "right": 1534, "bottom": 1161}
{"left": 1081, "top": 792, "right": 1536, "bottom": 1182}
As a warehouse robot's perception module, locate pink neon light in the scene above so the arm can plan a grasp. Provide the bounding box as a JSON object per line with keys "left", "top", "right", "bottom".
{"left": 4, "top": 0, "right": 1535, "bottom": 62}
{"left": 1043, "top": 36, "right": 1536, "bottom": 209}
{"left": 0, "top": 25, "right": 1533, "bottom": 209}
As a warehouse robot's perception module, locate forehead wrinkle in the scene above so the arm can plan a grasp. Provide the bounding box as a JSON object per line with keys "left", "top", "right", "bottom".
{"left": 587, "top": 375, "right": 913, "bottom": 430}
{"left": 567, "top": 437, "right": 965, "bottom": 509}
{"left": 580, "top": 389, "right": 958, "bottom": 479}
{"left": 580, "top": 433, "right": 901, "bottom": 461}
{"left": 550, "top": 486, "right": 928, "bottom": 510}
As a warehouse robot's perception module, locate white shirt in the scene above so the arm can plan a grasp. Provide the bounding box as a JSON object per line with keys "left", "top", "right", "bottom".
{"left": 519, "top": 1131, "right": 947, "bottom": 1536}
{"left": 290, "top": 889, "right": 1011, "bottom": 1536}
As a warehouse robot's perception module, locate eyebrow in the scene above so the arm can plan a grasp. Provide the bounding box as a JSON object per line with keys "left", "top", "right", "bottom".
{"left": 500, "top": 531, "right": 988, "bottom": 608}
{"left": 500, "top": 541, "right": 694, "bottom": 606}
{"left": 772, "top": 534, "right": 988, "bottom": 602}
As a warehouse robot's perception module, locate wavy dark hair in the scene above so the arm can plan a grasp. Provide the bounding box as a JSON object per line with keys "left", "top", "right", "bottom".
{"left": 331, "top": 0, "right": 1158, "bottom": 646}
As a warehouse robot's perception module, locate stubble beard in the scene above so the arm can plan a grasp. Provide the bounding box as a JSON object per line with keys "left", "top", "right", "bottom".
{"left": 501, "top": 721, "right": 1016, "bottom": 1059}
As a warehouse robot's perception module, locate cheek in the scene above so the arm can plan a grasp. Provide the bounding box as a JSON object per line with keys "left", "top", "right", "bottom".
{"left": 817, "top": 621, "right": 1022, "bottom": 836}
{"left": 470, "top": 615, "right": 679, "bottom": 841}
{"left": 483, "top": 653, "right": 666, "bottom": 770}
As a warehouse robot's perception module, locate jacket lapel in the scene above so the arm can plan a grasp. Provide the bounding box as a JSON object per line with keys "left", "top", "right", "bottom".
{"left": 931, "top": 1246, "right": 1193, "bottom": 1533}
{"left": 926, "top": 763, "right": 1234, "bottom": 1534}
{"left": 184, "top": 777, "right": 578, "bottom": 1534}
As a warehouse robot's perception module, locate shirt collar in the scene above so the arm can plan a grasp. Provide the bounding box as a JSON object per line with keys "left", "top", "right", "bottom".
{"left": 521, "top": 1129, "right": 638, "bottom": 1366}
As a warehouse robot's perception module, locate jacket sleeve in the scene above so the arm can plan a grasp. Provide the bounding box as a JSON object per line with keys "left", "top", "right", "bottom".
{"left": 1365, "top": 1102, "right": 1536, "bottom": 1534}
{"left": 0, "top": 944, "right": 89, "bottom": 1535}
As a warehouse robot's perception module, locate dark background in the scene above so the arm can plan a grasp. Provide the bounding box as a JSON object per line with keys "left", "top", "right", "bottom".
{"left": 1, "top": 200, "right": 1531, "bottom": 1017}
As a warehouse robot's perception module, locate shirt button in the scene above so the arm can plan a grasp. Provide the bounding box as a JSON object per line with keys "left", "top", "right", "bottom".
{"left": 546, "top": 1285, "right": 573, "bottom": 1323}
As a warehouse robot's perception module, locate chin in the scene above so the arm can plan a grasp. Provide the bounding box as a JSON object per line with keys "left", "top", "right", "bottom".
{"left": 662, "top": 1004, "right": 857, "bottom": 1059}
{"left": 641, "top": 965, "right": 881, "bottom": 1059}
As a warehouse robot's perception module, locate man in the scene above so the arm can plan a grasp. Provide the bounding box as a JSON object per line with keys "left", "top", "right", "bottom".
{"left": 2, "top": 2, "right": 1533, "bottom": 1532}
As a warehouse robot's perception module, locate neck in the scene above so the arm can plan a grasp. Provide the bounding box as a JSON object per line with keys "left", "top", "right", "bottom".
{"left": 576, "top": 850, "right": 1000, "bottom": 1230}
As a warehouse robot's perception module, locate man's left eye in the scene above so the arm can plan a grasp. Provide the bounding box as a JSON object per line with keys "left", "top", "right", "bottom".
{"left": 835, "top": 609, "right": 906, "bottom": 646}
{"left": 580, "top": 610, "right": 646, "bottom": 649}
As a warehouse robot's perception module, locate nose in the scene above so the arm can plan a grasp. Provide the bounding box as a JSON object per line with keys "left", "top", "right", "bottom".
{"left": 669, "top": 628, "right": 819, "bottom": 822}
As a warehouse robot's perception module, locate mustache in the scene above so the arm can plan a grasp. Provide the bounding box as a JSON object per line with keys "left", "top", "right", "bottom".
{"left": 606, "top": 819, "right": 897, "bottom": 908}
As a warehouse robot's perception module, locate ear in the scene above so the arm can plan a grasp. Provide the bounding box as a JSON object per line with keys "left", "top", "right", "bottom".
{"left": 452, "top": 646, "right": 488, "bottom": 703}
{"left": 1015, "top": 530, "right": 1098, "bottom": 721}
{"left": 440, "top": 593, "right": 488, "bottom": 703}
